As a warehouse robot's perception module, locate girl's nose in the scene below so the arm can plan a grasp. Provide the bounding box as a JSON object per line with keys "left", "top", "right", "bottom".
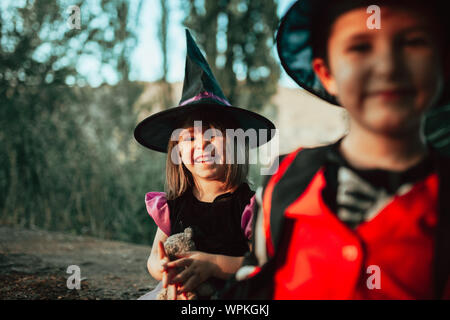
{"left": 194, "top": 134, "right": 210, "bottom": 151}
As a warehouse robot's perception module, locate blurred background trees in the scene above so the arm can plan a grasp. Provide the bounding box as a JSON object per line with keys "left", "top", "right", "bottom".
{"left": 0, "top": 0, "right": 281, "bottom": 245}
{"left": 184, "top": 0, "right": 280, "bottom": 111}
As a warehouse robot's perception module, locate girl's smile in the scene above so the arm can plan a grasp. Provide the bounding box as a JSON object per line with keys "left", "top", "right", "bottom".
{"left": 178, "top": 127, "right": 227, "bottom": 180}
{"left": 194, "top": 154, "right": 216, "bottom": 164}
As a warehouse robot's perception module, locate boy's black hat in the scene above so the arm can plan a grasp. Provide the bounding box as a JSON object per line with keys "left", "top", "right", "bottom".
{"left": 276, "top": 0, "right": 450, "bottom": 107}
{"left": 134, "top": 29, "right": 275, "bottom": 153}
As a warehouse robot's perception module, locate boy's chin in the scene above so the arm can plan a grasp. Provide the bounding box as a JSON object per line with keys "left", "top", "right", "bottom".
{"left": 360, "top": 116, "right": 422, "bottom": 138}
{"left": 350, "top": 103, "right": 424, "bottom": 137}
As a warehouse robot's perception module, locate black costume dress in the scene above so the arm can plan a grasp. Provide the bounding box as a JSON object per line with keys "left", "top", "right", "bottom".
{"left": 168, "top": 183, "right": 254, "bottom": 257}
{"left": 138, "top": 182, "right": 255, "bottom": 300}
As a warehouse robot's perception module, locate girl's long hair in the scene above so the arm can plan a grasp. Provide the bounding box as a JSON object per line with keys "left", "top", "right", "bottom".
{"left": 165, "top": 109, "right": 249, "bottom": 200}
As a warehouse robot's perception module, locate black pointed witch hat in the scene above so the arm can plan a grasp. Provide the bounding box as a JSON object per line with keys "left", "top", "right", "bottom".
{"left": 134, "top": 29, "right": 275, "bottom": 153}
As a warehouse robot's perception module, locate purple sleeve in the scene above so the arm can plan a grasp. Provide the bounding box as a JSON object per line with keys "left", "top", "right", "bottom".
{"left": 145, "top": 192, "right": 171, "bottom": 236}
{"left": 241, "top": 195, "right": 256, "bottom": 240}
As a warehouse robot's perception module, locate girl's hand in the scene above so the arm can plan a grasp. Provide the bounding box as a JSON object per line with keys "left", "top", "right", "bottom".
{"left": 157, "top": 241, "right": 180, "bottom": 290}
{"left": 166, "top": 251, "right": 218, "bottom": 293}
{"left": 157, "top": 241, "right": 170, "bottom": 286}
{"left": 158, "top": 241, "right": 184, "bottom": 300}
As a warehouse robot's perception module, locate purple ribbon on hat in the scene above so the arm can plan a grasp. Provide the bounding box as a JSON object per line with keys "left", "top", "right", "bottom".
{"left": 180, "top": 91, "right": 231, "bottom": 107}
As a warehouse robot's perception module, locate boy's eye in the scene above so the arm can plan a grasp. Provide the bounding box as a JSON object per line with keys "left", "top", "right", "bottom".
{"left": 347, "top": 43, "right": 371, "bottom": 53}
{"left": 403, "top": 37, "right": 429, "bottom": 47}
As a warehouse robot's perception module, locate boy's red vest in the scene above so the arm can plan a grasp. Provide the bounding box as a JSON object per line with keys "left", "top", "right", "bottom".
{"left": 221, "top": 144, "right": 450, "bottom": 299}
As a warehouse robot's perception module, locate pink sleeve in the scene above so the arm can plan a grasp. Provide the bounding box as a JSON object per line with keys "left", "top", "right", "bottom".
{"left": 145, "top": 192, "right": 171, "bottom": 236}
{"left": 241, "top": 195, "right": 256, "bottom": 240}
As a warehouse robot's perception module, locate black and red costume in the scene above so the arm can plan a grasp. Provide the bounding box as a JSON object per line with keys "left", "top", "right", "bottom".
{"left": 221, "top": 141, "right": 450, "bottom": 299}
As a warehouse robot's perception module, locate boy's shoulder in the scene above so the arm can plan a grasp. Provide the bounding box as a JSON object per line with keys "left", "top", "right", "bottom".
{"left": 262, "top": 142, "right": 336, "bottom": 190}
{"left": 260, "top": 143, "right": 336, "bottom": 230}
{"left": 263, "top": 142, "right": 450, "bottom": 202}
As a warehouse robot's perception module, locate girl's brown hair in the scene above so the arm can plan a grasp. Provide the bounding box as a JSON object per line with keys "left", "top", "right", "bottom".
{"left": 165, "top": 109, "right": 249, "bottom": 200}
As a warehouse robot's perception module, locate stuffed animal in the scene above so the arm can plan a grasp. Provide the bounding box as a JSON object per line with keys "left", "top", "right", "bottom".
{"left": 156, "top": 227, "right": 215, "bottom": 300}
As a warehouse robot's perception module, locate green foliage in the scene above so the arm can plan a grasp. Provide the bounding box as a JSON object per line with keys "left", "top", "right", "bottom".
{"left": 0, "top": 0, "right": 161, "bottom": 245}
{"left": 0, "top": 0, "right": 281, "bottom": 245}
{"left": 183, "top": 0, "right": 280, "bottom": 111}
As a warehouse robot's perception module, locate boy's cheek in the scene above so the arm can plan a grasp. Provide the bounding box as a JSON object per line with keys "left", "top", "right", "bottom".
{"left": 415, "top": 61, "right": 446, "bottom": 107}
{"left": 445, "top": 50, "right": 450, "bottom": 80}
{"left": 328, "top": 54, "right": 367, "bottom": 94}
{"left": 332, "top": 69, "right": 365, "bottom": 107}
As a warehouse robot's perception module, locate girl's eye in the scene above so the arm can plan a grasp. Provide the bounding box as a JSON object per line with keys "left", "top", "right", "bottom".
{"left": 182, "top": 136, "right": 194, "bottom": 142}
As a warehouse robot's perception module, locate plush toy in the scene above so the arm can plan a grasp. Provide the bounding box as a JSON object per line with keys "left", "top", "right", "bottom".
{"left": 156, "top": 227, "right": 215, "bottom": 300}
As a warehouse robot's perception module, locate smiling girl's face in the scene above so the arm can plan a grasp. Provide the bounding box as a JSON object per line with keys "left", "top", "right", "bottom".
{"left": 165, "top": 114, "right": 248, "bottom": 200}
{"left": 177, "top": 125, "right": 227, "bottom": 181}
{"left": 313, "top": 6, "right": 446, "bottom": 136}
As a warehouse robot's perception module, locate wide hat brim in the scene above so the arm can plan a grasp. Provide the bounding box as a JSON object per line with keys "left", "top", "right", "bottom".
{"left": 276, "top": 0, "right": 339, "bottom": 106}
{"left": 134, "top": 101, "right": 276, "bottom": 153}
{"left": 276, "top": 0, "right": 450, "bottom": 107}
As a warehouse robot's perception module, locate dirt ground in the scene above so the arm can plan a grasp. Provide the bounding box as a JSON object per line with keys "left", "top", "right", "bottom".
{"left": 0, "top": 225, "right": 158, "bottom": 300}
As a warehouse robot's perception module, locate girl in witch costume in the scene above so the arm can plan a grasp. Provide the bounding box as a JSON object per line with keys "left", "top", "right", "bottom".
{"left": 134, "top": 30, "right": 275, "bottom": 300}
{"left": 221, "top": 0, "right": 450, "bottom": 299}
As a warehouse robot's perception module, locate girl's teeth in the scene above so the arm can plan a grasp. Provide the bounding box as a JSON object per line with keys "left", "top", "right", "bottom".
{"left": 196, "top": 157, "right": 213, "bottom": 163}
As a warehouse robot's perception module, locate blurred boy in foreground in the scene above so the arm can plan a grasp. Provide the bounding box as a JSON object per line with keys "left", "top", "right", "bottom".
{"left": 222, "top": 0, "right": 450, "bottom": 299}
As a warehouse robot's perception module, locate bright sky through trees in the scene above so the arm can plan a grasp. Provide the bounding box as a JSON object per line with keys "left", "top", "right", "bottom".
{"left": 128, "top": 0, "right": 297, "bottom": 87}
